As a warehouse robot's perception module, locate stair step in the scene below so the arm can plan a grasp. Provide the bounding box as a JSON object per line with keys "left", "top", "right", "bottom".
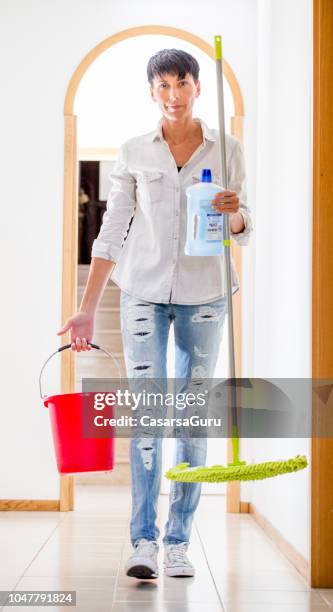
{"left": 76, "top": 265, "right": 124, "bottom": 366}
{"left": 77, "top": 264, "right": 120, "bottom": 288}
{"left": 92, "top": 331, "right": 124, "bottom": 353}
{"left": 76, "top": 354, "right": 126, "bottom": 379}
{"left": 77, "top": 285, "right": 120, "bottom": 308}
{"left": 94, "top": 308, "right": 121, "bottom": 330}
{"left": 77, "top": 265, "right": 90, "bottom": 285}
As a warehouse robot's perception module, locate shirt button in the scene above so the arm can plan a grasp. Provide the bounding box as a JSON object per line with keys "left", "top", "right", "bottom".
{"left": 176, "top": 187, "right": 180, "bottom": 193}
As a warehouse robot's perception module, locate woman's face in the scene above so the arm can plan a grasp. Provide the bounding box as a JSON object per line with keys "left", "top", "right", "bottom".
{"left": 150, "top": 72, "right": 200, "bottom": 121}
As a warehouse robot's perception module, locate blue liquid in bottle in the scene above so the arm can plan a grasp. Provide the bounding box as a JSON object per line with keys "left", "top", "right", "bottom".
{"left": 185, "top": 168, "right": 225, "bottom": 256}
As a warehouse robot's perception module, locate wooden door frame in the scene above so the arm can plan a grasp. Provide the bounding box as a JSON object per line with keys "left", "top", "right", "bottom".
{"left": 60, "top": 25, "right": 245, "bottom": 512}
{"left": 311, "top": 0, "right": 333, "bottom": 588}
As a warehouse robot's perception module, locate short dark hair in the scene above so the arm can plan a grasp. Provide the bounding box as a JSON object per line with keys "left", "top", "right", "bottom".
{"left": 147, "top": 49, "right": 200, "bottom": 85}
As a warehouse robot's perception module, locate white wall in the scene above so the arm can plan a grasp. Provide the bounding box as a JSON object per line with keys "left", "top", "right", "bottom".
{"left": 243, "top": 0, "right": 312, "bottom": 561}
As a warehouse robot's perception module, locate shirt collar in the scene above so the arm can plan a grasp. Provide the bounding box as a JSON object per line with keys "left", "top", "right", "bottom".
{"left": 150, "top": 117, "right": 216, "bottom": 143}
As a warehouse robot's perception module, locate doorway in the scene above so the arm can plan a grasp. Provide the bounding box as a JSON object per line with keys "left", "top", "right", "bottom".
{"left": 60, "top": 25, "right": 246, "bottom": 512}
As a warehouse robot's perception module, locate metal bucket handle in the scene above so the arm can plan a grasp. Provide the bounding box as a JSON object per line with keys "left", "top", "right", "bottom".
{"left": 39, "top": 343, "right": 122, "bottom": 400}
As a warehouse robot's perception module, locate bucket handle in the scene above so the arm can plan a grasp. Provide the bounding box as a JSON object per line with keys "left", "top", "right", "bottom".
{"left": 39, "top": 343, "right": 122, "bottom": 400}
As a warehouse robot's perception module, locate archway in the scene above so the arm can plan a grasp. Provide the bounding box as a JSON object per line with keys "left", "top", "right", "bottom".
{"left": 60, "top": 25, "right": 245, "bottom": 511}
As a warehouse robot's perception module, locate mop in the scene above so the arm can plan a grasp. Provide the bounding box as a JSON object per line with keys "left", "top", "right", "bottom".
{"left": 165, "top": 35, "right": 308, "bottom": 483}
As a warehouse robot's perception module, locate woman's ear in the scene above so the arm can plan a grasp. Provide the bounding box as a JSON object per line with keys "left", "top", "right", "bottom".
{"left": 195, "top": 80, "right": 201, "bottom": 98}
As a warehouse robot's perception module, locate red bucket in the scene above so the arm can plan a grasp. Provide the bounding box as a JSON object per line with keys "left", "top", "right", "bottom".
{"left": 39, "top": 343, "right": 120, "bottom": 474}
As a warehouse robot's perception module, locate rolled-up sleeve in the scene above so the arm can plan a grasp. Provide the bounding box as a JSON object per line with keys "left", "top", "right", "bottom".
{"left": 228, "top": 140, "right": 253, "bottom": 246}
{"left": 91, "top": 144, "right": 136, "bottom": 262}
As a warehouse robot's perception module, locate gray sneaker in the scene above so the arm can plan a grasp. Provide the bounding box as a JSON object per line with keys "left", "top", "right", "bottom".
{"left": 125, "top": 538, "right": 159, "bottom": 579}
{"left": 164, "top": 542, "right": 195, "bottom": 577}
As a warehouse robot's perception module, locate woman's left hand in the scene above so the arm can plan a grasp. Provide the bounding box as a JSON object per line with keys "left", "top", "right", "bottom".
{"left": 211, "top": 190, "right": 239, "bottom": 214}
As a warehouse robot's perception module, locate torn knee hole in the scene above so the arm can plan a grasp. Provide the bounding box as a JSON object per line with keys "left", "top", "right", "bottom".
{"left": 194, "top": 345, "right": 208, "bottom": 358}
{"left": 129, "top": 359, "right": 154, "bottom": 377}
{"left": 192, "top": 306, "right": 221, "bottom": 323}
{"left": 137, "top": 438, "right": 154, "bottom": 470}
{"left": 126, "top": 305, "right": 155, "bottom": 342}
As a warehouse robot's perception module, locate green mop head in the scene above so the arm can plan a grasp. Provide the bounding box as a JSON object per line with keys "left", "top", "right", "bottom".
{"left": 165, "top": 454, "right": 308, "bottom": 483}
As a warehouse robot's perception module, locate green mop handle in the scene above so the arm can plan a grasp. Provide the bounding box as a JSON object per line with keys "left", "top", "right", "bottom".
{"left": 214, "top": 35, "right": 241, "bottom": 464}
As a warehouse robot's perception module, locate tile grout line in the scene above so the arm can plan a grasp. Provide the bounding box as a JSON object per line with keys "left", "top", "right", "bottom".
{"left": 194, "top": 519, "right": 227, "bottom": 612}
{"left": 318, "top": 591, "right": 333, "bottom": 609}
{"left": 110, "top": 519, "right": 130, "bottom": 610}
{"left": 0, "top": 513, "right": 68, "bottom": 612}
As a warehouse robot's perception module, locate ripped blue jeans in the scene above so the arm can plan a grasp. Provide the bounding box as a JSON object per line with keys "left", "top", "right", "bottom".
{"left": 120, "top": 290, "right": 228, "bottom": 547}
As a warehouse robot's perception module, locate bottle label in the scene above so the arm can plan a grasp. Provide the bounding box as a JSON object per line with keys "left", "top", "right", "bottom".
{"left": 200, "top": 200, "right": 223, "bottom": 241}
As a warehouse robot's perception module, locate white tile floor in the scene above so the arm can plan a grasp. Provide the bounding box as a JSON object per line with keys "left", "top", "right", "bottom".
{"left": 0, "top": 485, "right": 332, "bottom": 611}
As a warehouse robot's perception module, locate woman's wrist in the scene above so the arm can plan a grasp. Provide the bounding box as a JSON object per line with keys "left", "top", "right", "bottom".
{"left": 79, "top": 303, "right": 96, "bottom": 316}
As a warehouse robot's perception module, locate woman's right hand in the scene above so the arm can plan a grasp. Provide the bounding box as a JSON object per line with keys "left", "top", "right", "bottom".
{"left": 57, "top": 311, "right": 95, "bottom": 351}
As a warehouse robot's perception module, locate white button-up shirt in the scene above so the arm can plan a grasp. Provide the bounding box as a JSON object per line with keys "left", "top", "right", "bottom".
{"left": 92, "top": 117, "right": 253, "bottom": 304}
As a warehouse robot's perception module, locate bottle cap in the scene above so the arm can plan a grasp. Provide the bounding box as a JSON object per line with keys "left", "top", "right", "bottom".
{"left": 200, "top": 168, "right": 212, "bottom": 183}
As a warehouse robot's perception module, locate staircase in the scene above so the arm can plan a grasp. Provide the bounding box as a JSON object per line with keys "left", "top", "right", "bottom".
{"left": 75, "top": 265, "right": 131, "bottom": 485}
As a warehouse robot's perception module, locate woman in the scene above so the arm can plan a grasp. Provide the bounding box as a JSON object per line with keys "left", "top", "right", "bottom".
{"left": 58, "top": 48, "right": 253, "bottom": 580}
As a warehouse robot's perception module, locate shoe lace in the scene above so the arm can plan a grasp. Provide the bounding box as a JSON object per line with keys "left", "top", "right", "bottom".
{"left": 135, "top": 538, "right": 158, "bottom": 556}
{"left": 167, "top": 543, "right": 189, "bottom": 565}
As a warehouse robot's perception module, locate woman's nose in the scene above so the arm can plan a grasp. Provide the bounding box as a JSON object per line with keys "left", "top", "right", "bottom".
{"left": 168, "top": 89, "right": 180, "bottom": 101}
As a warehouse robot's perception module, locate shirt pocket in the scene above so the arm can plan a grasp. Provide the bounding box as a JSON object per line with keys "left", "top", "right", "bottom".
{"left": 137, "top": 171, "right": 164, "bottom": 204}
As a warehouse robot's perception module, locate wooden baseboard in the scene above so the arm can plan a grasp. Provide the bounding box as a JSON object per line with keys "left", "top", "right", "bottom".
{"left": 0, "top": 500, "right": 60, "bottom": 511}
{"left": 249, "top": 502, "right": 309, "bottom": 583}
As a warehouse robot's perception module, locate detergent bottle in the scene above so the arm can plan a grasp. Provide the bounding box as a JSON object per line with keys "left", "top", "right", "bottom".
{"left": 185, "top": 168, "right": 225, "bottom": 256}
